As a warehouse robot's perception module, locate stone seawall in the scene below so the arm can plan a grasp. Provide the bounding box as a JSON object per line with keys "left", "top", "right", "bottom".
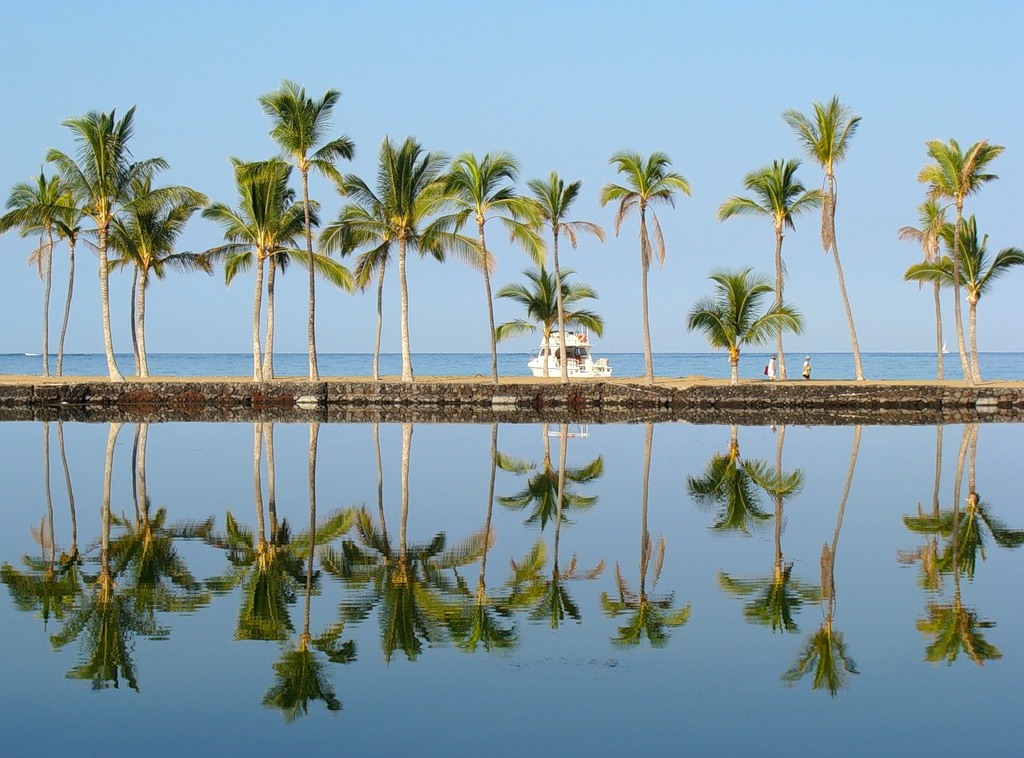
{"left": 1, "top": 378, "right": 1022, "bottom": 425}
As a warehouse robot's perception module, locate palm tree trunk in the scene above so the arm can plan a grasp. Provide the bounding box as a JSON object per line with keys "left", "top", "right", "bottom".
{"left": 97, "top": 224, "right": 124, "bottom": 382}
{"left": 968, "top": 298, "right": 981, "bottom": 382}
{"left": 830, "top": 238, "right": 864, "bottom": 380}
{"left": 136, "top": 423, "right": 150, "bottom": 531}
{"left": 640, "top": 209, "right": 654, "bottom": 384}
{"left": 773, "top": 226, "right": 787, "bottom": 380}
{"left": 477, "top": 423, "right": 498, "bottom": 601}
{"left": 398, "top": 237, "right": 414, "bottom": 382}
{"left": 99, "top": 422, "right": 123, "bottom": 596}
{"left": 398, "top": 423, "right": 412, "bottom": 571}
{"left": 933, "top": 282, "right": 944, "bottom": 380}
{"left": 932, "top": 425, "right": 943, "bottom": 518}
{"left": 252, "top": 256, "right": 265, "bottom": 382}
{"left": 42, "top": 422, "right": 54, "bottom": 564}
{"left": 57, "top": 420, "right": 78, "bottom": 562}
{"left": 374, "top": 423, "right": 389, "bottom": 547}
{"left": 774, "top": 425, "right": 786, "bottom": 582}
{"left": 253, "top": 423, "right": 267, "bottom": 554}
{"left": 265, "top": 422, "right": 278, "bottom": 540}
{"left": 130, "top": 269, "right": 140, "bottom": 376}
{"left": 263, "top": 259, "right": 276, "bottom": 380}
{"left": 42, "top": 229, "right": 53, "bottom": 377}
{"left": 302, "top": 169, "right": 319, "bottom": 381}
{"left": 551, "top": 229, "right": 568, "bottom": 384}
{"left": 373, "top": 267, "right": 385, "bottom": 381}
{"left": 136, "top": 269, "right": 149, "bottom": 378}
{"left": 729, "top": 353, "right": 739, "bottom": 385}
{"left": 479, "top": 222, "right": 499, "bottom": 384}
{"left": 304, "top": 421, "right": 319, "bottom": 643}
{"left": 639, "top": 423, "right": 653, "bottom": 595}
{"left": 56, "top": 238, "right": 76, "bottom": 377}
{"left": 951, "top": 206, "right": 972, "bottom": 384}
{"left": 831, "top": 425, "right": 862, "bottom": 562}
{"left": 553, "top": 423, "right": 569, "bottom": 572}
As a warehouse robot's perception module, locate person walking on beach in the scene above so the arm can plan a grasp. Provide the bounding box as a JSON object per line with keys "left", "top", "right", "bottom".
{"left": 767, "top": 355, "right": 777, "bottom": 381}
{"left": 802, "top": 356, "right": 811, "bottom": 380}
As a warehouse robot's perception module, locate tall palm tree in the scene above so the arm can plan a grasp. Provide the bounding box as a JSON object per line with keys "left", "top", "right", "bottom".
{"left": 687, "top": 267, "right": 803, "bottom": 384}
{"left": 0, "top": 170, "right": 65, "bottom": 375}
{"left": 718, "top": 159, "right": 821, "bottom": 379}
{"left": 51, "top": 191, "right": 88, "bottom": 376}
{"left": 259, "top": 80, "right": 355, "bottom": 380}
{"left": 905, "top": 217, "right": 1024, "bottom": 382}
{"left": 898, "top": 200, "right": 948, "bottom": 379}
{"left": 600, "top": 151, "right": 691, "bottom": 384}
{"left": 783, "top": 97, "right": 865, "bottom": 379}
{"left": 47, "top": 107, "right": 167, "bottom": 381}
{"left": 444, "top": 152, "right": 544, "bottom": 383}
{"left": 334, "top": 136, "right": 469, "bottom": 382}
{"left": 527, "top": 173, "right": 605, "bottom": 383}
{"left": 917, "top": 138, "right": 1005, "bottom": 384}
{"left": 108, "top": 178, "right": 209, "bottom": 377}
{"left": 495, "top": 267, "right": 604, "bottom": 378}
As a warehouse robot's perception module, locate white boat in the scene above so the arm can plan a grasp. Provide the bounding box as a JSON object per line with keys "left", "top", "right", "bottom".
{"left": 528, "top": 329, "right": 612, "bottom": 378}
{"left": 942, "top": 342, "right": 949, "bottom": 354}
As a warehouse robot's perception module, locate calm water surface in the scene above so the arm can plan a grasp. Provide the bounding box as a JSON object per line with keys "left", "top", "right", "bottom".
{"left": 2, "top": 419, "right": 1023, "bottom": 756}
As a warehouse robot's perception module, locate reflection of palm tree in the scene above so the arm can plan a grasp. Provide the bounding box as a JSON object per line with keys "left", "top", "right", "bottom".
{"left": 263, "top": 423, "right": 354, "bottom": 721}
{"left": 601, "top": 424, "right": 690, "bottom": 647}
{"left": 323, "top": 424, "right": 489, "bottom": 662}
{"left": 783, "top": 426, "right": 861, "bottom": 696}
{"left": 687, "top": 426, "right": 772, "bottom": 534}
{"left": 719, "top": 426, "right": 814, "bottom": 632}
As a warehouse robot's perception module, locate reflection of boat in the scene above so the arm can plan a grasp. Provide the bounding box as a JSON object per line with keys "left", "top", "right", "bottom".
{"left": 548, "top": 424, "right": 590, "bottom": 439}
{"left": 942, "top": 342, "right": 949, "bottom": 354}
{"left": 528, "top": 330, "right": 612, "bottom": 378}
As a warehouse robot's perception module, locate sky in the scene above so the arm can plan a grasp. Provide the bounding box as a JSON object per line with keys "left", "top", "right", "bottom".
{"left": 2, "top": 0, "right": 1023, "bottom": 358}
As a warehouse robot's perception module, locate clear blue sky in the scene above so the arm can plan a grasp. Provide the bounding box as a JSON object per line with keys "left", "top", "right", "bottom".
{"left": 2, "top": 0, "right": 1022, "bottom": 356}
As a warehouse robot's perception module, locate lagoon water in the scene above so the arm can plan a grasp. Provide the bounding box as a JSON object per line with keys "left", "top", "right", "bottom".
{"left": 3, "top": 350, "right": 1024, "bottom": 381}
{"left": 1, "top": 417, "right": 1023, "bottom": 756}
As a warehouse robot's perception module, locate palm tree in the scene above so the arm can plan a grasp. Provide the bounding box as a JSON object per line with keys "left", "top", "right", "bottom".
{"left": 51, "top": 191, "right": 88, "bottom": 376}
{"left": 783, "top": 97, "right": 865, "bottom": 379}
{"left": 527, "top": 173, "right": 605, "bottom": 383}
{"left": 686, "top": 267, "right": 803, "bottom": 384}
{"left": 47, "top": 107, "right": 168, "bottom": 381}
{"left": 444, "top": 152, "right": 544, "bottom": 383}
{"left": 259, "top": 80, "right": 355, "bottom": 380}
{"left": 495, "top": 267, "right": 604, "bottom": 378}
{"left": 718, "top": 159, "right": 821, "bottom": 379}
{"left": 600, "top": 152, "right": 690, "bottom": 384}
{"left": 0, "top": 170, "right": 65, "bottom": 375}
{"left": 898, "top": 200, "right": 948, "bottom": 379}
{"left": 917, "top": 138, "right": 1005, "bottom": 384}
{"left": 905, "top": 217, "right": 1024, "bottom": 382}
{"left": 108, "top": 178, "right": 209, "bottom": 377}
{"left": 334, "top": 137, "right": 468, "bottom": 382}
{"left": 687, "top": 426, "right": 773, "bottom": 534}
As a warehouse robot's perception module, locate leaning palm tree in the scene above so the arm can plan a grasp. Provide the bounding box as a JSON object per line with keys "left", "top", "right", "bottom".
{"left": 0, "top": 170, "right": 65, "bottom": 376}
{"left": 905, "top": 216, "right": 1024, "bottom": 382}
{"left": 527, "top": 173, "right": 605, "bottom": 383}
{"left": 917, "top": 138, "right": 1005, "bottom": 384}
{"left": 47, "top": 107, "right": 167, "bottom": 381}
{"left": 51, "top": 191, "right": 89, "bottom": 376}
{"left": 600, "top": 151, "right": 691, "bottom": 384}
{"left": 259, "top": 80, "right": 355, "bottom": 380}
{"left": 718, "top": 159, "right": 821, "bottom": 379}
{"left": 495, "top": 267, "right": 604, "bottom": 378}
{"left": 783, "top": 97, "right": 865, "bottom": 379}
{"left": 898, "top": 200, "right": 948, "bottom": 379}
{"left": 108, "top": 178, "right": 209, "bottom": 377}
{"left": 444, "top": 152, "right": 544, "bottom": 383}
{"left": 333, "top": 136, "right": 468, "bottom": 382}
{"left": 687, "top": 268, "right": 803, "bottom": 384}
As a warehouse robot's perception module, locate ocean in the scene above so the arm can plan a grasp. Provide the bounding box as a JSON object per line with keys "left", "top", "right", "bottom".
{"left": 3, "top": 351, "right": 1023, "bottom": 381}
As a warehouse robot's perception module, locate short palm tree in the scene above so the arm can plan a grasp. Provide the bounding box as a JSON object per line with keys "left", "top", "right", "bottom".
{"left": 47, "top": 107, "right": 167, "bottom": 382}
{"left": 51, "top": 191, "right": 89, "bottom": 376}
{"left": 905, "top": 217, "right": 1024, "bottom": 382}
{"left": 0, "top": 170, "right": 65, "bottom": 376}
{"left": 108, "top": 178, "right": 209, "bottom": 377}
{"left": 718, "top": 160, "right": 820, "bottom": 379}
{"left": 783, "top": 97, "right": 865, "bottom": 380}
{"left": 687, "top": 426, "right": 774, "bottom": 534}
{"left": 259, "top": 80, "right": 355, "bottom": 380}
{"left": 333, "top": 136, "right": 469, "bottom": 382}
{"left": 687, "top": 268, "right": 803, "bottom": 384}
{"left": 917, "top": 138, "right": 1005, "bottom": 384}
{"left": 898, "top": 200, "right": 948, "bottom": 379}
{"left": 495, "top": 267, "right": 604, "bottom": 378}
{"left": 527, "top": 173, "right": 605, "bottom": 383}
{"left": 600, "top": 151, "right": 691, "bottom": 384}
{"left": 444, "top": 152, "right": 544, "bottom": 383}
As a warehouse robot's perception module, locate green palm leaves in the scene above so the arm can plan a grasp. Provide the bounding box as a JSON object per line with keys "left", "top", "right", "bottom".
{"left": 687, "top": 268, "right": 802, "bottom": 384}
{"left": 601, "top": 151, "right": 690, "bottom": 384}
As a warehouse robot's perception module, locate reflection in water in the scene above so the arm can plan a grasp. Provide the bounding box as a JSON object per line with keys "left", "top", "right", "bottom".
{"left": 783, "top": 426, "right": 862, "bottom": 696}
{"left": 718, "top": 425, "right": 817, "bottom": 632}
{"left": 687, "top": 425, "right": 772, "bottom": 533}
{"left": 904, "top": 425, "right": 1023, "bottom": 665}
{"left": 601, "top": 423, "right": 690, "bottom": 647}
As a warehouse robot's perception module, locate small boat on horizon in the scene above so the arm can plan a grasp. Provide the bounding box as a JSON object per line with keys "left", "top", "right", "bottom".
{"left": 942, "top": 342, "right": 949, "bottom": 354}
{"left": 528, "top": 329, "right": 612, "bottom": 378}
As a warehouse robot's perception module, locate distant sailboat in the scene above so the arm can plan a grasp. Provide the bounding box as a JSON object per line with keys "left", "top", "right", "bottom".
{"left": 942, "top": 342, "right": 949, "bottom": 354}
